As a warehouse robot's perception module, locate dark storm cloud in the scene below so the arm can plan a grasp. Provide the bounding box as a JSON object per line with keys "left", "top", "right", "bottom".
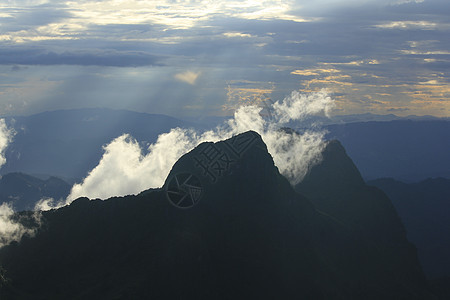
{"left": 0, "top": 47, "right": 163, "bottom": 67}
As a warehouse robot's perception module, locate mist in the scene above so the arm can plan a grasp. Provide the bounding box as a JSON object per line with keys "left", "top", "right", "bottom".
{"left": 63, "top": 90, "right": 334, "bottom": 203}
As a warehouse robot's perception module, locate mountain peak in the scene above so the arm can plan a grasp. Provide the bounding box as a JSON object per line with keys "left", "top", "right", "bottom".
{"left": 298, "top": 140, "right": 365, "bottom": 194}
{"left": 163, "top": 130, "right": 305, "bottom": 210}
{"left": 0, "top": 132, "right": 433, "bottom": 299}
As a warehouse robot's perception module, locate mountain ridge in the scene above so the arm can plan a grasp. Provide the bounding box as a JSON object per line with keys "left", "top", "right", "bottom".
{"left": 0, "top": 172, "right": 70, "bottom": 211}
{"left": 0, "top": 131, "right": 435, "bottom": 299}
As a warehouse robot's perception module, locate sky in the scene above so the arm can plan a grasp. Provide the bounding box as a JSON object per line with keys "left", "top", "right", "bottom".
{"left": 0, "top": 0, "right": 449, "bottom": 118}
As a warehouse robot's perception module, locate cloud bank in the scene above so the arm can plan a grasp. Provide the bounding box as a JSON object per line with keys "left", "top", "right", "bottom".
{"left": 62, "top": 90, "right": 334, "bottom": 204}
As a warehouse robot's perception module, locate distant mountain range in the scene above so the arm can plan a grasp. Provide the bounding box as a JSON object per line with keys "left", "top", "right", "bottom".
{"left": 0, "top": 132, "right": 436, "bottom": 299}
{"left": 0, "top": 173, "right": 70, "bottom": 211}
{"left": 182, "top": 112, "right": 449, "bottom": 128}
{"left": 2, "top": 108, "right": 448, "bottom": 182}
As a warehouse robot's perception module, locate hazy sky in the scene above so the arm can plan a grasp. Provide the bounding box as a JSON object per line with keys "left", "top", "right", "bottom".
{"left": 0, "top": 0, "right": 449, "bottom": 118}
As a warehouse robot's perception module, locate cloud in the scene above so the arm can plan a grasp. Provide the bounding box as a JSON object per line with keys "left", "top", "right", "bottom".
{"left": 223, "top": 32, "right": 254, "bottom": 38}
{"left": 34, "top": 197, "right": 65, "bottom": 211}
{"left": 374, "top": 21, "right": 439, "bottom": 30}
{"left": 419, "top": 80, "right": 440, "bottom": 85}
{"left": 291, "top": 70, "right": 319, "bottom": 76}
{"left": 8, "top": 4, "right": 73, "bottom": 27}
{"left": 67, "top": 130, "right": 197, "bottom": 201}
{"left": 394, "top": 0, "right": 424, "bottom": 4}
{"left": 174, "top": 71, "right": 201, "bottom": 85}
{"left": 0, "top": 203, "right": 40, "bottom": 248}
{"left": 0, "top": 47, "right": 162, "bottom": 67}
{"left": 273, "top": 90, "right": 334, "bottom": 122}
{"left": 0, "top": 119, "right": 14, "bottom": 169}
{"left": 399, "top": 50, "right": 450, "bottom": 55}
{"left": 61, "top": 90, "right": 335, "bottom": 203}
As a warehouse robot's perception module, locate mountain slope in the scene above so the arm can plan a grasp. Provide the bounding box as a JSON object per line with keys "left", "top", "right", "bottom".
{"left": 0, "top": 132, "right": 434, "bottom": 299}
{"left": 295, "top": 140, "right": 427, "bottom": 294}
{"left": 368, "top": 177, "right": 450, "bottom": 279}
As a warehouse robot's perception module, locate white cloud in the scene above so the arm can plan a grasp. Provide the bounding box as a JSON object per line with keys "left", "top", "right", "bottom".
{"left": 375, "top": 21, "right": 439, "bottom": 30}
{"left": 273, "top": 90, "right": 334, "bottom": 123}
{"left": 400, "top": 50, "right": 450, "bottom": 55}
{"left": 67, "top": 129, "right": 198, "bottom": 201}
{"left": 0, "top": 203, "right": 40, "bottom": 248}
{"left": 419, "top": 80, "right": 439, "bottom": 85}
{"left": 174, "top": 71, "right": 201, "bottom": 85}
{"left": 0, "top": 119, "right": 14, "bottom": 169}
{"left": 34, "top": 197, "right": 64, "bottom": 211}
{"left": 62, "top": 90, "right": 335, "bottom": 203}
{"left": 393, "top": 0, "right": 424, "bottom": 4}
{"left": 223, "top": 32, "right": 253, "bottom": 38}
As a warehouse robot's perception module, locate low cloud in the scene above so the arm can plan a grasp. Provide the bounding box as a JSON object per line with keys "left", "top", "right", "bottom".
{"left": 34, "top": 197, "right": 62, "bottom": 212}
{"left": 62, "top": 90, "right": 334, "bottom": 203}
{"left": 0, "top": 203, "right": 40, "bottom": 248}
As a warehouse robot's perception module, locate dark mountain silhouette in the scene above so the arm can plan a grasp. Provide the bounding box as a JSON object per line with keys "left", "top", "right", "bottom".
{"left": 325, "top": 120, "right": 450, "bottom": 181}
{"left": 295, "top": 140, "right": 433, "bottom": 290}
{"left": 0, "top": 173, "right": 71, "bottom": 211}
{"left": 296, "top": 140, "right": 406, "bottom": 240}
{"left": 368, "top": 177, "right": 450, "bottom": 280}
{"left": 2, "top": 108, "right": 200, "bottom": 179}
{"left": 0, "top": 132, "right": 435, "bottom": 299}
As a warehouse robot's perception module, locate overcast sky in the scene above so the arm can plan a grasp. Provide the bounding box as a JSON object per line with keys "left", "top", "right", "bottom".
{"left": 0, "top": 0, "right": 449, "bottom": 118}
